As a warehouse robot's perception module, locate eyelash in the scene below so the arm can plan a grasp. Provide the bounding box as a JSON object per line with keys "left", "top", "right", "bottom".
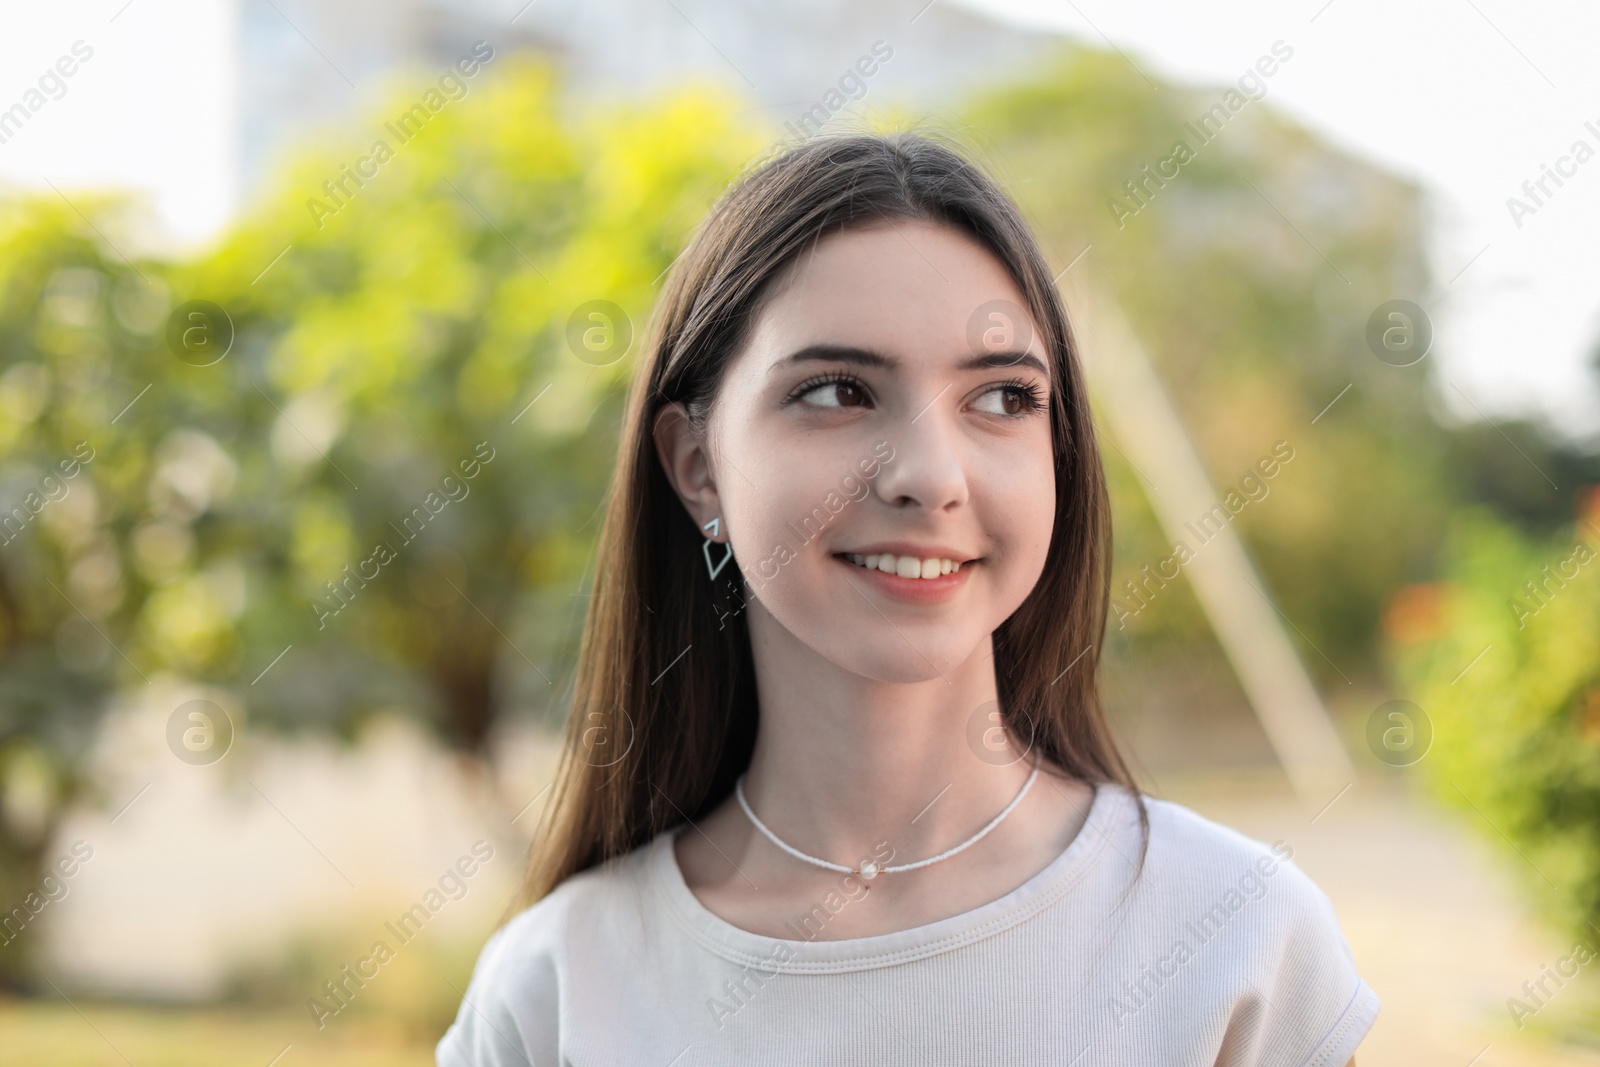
{"left": 786, "top": 372, "right": 1048, "bottom": 418}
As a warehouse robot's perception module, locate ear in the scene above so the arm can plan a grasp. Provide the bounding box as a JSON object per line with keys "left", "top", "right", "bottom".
{"left": 652, "top": 403, "right": 726, "bottom": 541}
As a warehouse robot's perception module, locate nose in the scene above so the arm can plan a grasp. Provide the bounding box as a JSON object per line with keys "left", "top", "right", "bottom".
{"left": 871, "top": 400, "right": 969, "bottom": 513}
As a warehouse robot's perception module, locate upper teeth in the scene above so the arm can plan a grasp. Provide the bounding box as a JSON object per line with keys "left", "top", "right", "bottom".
{"left": 844, "top": 553, "right": 963, "bottom": 579}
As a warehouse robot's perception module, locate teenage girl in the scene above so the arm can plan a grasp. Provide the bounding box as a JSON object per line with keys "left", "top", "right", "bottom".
{"left": 437, "top": 132, "right": 1377, "bottom": 1066}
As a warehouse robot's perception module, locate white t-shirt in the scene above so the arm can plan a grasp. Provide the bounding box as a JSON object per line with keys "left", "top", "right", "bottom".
{"left": 436, "top": 783, "right": 1378, "bottom": 1065}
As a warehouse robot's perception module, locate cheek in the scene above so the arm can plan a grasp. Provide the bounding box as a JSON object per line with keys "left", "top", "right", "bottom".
{"left": 981, "top": 448, "right": 1056, "bottom": 594}
{"left": 719, "top": 440, "right": 866, "bottom": 637}
{"left": 720, "top": 444, "right": 842, "bottom": 581}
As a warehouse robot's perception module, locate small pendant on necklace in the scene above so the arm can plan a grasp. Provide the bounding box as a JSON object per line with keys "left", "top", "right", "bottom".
{"left": 858, "top": 861, "right": 879, "bottom": 880}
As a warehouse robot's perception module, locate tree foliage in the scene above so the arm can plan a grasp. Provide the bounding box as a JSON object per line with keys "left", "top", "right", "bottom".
{"left": 1390, "top": 491, "right": 1600, "bottom": 945}
{"left": 0, "top": 58, "right": 763, "bottom": 988}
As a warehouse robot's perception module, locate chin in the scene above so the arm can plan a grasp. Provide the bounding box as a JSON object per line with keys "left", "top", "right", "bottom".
{"left": 808, "top": 624, "right": 987, "bottom": 684}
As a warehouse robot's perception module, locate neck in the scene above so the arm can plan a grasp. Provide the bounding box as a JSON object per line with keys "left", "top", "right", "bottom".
{"left": 738, "top": 596, "right": 1043, "bottom": 867}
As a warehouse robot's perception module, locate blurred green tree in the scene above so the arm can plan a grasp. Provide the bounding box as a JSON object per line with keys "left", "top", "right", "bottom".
{"left": 1390, "top": 490, "right": 1600, "bottom": 947}
{"left": 167, "top": 62, "right": 763, "bottom": 750}
{"left": 0, "top": 59, "right": 764, "bottom": 990}
{"left": 0, "top": 191, "right": 170, "bottom": 989}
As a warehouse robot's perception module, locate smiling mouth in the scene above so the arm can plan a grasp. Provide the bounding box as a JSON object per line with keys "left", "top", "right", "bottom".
{"left": 835, "top": 552, "right": 972, "bottom": 580}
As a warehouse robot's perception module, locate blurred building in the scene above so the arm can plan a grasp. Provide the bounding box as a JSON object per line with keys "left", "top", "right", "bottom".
{"left": 236, "top": 0, "right": 1061, "bottom": 204}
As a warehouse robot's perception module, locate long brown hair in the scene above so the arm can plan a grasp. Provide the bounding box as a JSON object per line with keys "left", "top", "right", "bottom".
{"left": 511, "top": 130, "right": 1141, "bottom": 914}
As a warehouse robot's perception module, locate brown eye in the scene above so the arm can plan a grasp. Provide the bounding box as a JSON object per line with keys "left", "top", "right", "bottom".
{"left": 974, "top": 382, "right": 1045, "bottom": 418}
{"left": 800, "top": 378, "right": 868, "bottom": 408}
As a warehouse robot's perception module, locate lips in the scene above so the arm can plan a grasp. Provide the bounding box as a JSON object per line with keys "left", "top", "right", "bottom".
{"left": 831, "top": 551, "right": 975, "bottom": 604}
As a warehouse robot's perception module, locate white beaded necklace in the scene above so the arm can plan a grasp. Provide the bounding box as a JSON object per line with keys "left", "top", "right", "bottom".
{"left": 733, "top": 749, "right": 1043, "bottom": 880}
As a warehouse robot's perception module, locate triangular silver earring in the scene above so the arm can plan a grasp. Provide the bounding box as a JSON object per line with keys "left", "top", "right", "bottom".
{"left": 702, "top": 517, "right": 732, "bottom": 580}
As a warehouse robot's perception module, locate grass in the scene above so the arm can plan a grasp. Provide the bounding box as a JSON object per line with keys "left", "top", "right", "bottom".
{"left": 0, "top": 999, "right": 442, "bottom": 1066}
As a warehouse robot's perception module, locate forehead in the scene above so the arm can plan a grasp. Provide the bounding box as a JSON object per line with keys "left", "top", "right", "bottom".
{"left": 743, "top": 219, "right": 1045, "bottom": 370}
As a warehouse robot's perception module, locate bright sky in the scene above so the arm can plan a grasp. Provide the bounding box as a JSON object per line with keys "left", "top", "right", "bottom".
{"left": 0, "top": 0, "right": 237, "bottom": 249}
{"left": 2, "top": 0, "right": 1596, "bottom": 440}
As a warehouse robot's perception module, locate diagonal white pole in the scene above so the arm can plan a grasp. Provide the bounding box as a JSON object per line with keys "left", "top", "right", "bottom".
{"left": 1060, "top": 275, "right": 1355, "bottom": 807}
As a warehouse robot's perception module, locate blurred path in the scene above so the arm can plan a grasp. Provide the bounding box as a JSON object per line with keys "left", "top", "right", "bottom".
{"left": 41, "top": 695, "right": 545, "bottom": 998}
{"left": 1162, "top": 771, "right": 1600, "bottom": 1066}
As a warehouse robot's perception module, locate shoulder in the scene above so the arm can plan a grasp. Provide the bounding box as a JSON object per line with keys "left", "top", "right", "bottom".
{"left": 1118, "top": 791, "right": 1379, "bottom": 1062}
{"left": 435, "top": 835, "right": 661, "bottom": 1067}
{"left": 1137, "top": 791, "right": 1330, "bottom": 923}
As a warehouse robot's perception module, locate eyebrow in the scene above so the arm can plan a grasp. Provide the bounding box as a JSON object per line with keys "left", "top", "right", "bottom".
{"left": 773, "top": 343, "right": 1051, "bottom": 380}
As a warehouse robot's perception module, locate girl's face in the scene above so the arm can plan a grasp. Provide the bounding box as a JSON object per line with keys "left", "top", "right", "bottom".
{"left": 675, "top": 218, "right": 1057, "bottom": 681}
